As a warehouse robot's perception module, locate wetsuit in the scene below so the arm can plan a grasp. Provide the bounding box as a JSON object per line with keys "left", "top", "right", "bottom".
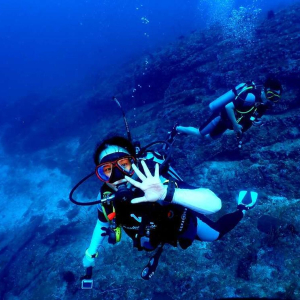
{"left": 88, "top": 160, "right": 244, "bottom": 254}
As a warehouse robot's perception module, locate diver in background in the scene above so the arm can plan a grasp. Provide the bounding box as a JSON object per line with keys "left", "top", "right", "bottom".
{"left": 81, "top": 136, "right": 257, "bottom": 281}
{"left": 166, "top": 77, "right": 283, "bottom": 142}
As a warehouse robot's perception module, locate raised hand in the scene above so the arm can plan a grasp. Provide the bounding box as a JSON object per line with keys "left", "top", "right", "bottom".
{"left": 125, "top": 161, "right": 166, "bottom": 204}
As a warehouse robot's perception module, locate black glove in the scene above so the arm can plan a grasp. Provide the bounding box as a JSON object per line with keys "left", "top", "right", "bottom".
{"left": 101, "top": 227, "right": 117, "bottom": 244}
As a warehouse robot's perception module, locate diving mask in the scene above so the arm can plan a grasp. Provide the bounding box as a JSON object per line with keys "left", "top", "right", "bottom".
{"left": 265, "top": 89, "right": 281, "bottom": 102}
{"left": 95, "top": 156, "right": 135, "bottom": 182}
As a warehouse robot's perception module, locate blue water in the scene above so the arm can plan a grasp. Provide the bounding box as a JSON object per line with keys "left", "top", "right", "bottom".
{"left": 0, "top": 0, "right": 300, "bottom": 299}
{"left": 0, "top": 0, "right": 201, "bottom": 102}
{"left": 0, "top": 0, "right": 297, "bottom": 103}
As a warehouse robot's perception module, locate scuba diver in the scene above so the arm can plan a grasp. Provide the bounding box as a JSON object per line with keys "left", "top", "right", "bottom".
{"left": 69, "top": 97, "right": 258, "bottom": 286}
{"left": 76, "top": 136, "right": 257, "bottom": 283}
{"left": 166, "top": 76, "right": 283, "bottom": 143}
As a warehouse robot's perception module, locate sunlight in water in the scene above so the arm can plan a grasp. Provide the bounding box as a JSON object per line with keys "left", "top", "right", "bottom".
{"left": 198, "top": 0, "right": 262, "bottom": 43}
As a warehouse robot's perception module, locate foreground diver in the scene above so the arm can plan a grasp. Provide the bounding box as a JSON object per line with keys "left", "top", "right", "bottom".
{"left": 167, "top": 77, "right": 283, "bottom": 142}
{"left": 80, "top": 136, "right": 258, "bottom": 282}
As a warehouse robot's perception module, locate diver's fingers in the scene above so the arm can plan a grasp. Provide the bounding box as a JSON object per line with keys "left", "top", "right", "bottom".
{"left": 125, "top": 175, "right": 142, "bottom": 189}
{"left": 141, "top": 160, "right": 152, "bottom": 178}
{"left": 132, "top": 164, "right": 147, "bottom": 181}
{"left": 131, "top": 196, "right": 147, "bottom": 204}
{"left": 154, "top": 163, "right": 159, "bottom": 179}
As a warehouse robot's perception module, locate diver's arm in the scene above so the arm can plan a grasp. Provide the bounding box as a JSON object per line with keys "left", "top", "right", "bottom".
{"left": 87, "top": 195, "right": 109, "bottom": 253}
{"left": 171, "top": 188, "right": 222, "bottom": 215}
{"left": 127, "top": 162, "right": 221, "bottom": 214}
{"left": 87, "top": 219, "right": 108, "bottom": 254}
{"left": 225, "top": 102, "right": 243, "bottom": 133}
{"left": 83, "top": 219, "right": 109, "bottom": 268}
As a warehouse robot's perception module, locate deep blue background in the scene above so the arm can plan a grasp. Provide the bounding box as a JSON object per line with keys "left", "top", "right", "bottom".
{"left": 0, "top": 0, "right": 203, "bottom": 103}
{"left": 1, "top": 0, "right": 297, "bottom": 104}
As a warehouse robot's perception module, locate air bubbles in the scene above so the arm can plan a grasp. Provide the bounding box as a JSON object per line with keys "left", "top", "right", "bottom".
{"left": 225, "top": 5, "right": 262, "bottom": 44}
{"left": 199, "top": 0, "right": 262, "bottom": 45}
{"left": 141, "top": 17, "right": 149, "bottom": 24}
{"left": 200, "top": 0, "right": 234, "bottom": 27}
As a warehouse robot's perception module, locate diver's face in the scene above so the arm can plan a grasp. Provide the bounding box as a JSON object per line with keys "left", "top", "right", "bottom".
{"left": 95, "top": 145, "right": 135, "bottom": 189}
{"left": 263, "top": 88, "right": 281, "bottom": 104}
{"left": 101, "top": 157, "right": 132, "bottom": 179}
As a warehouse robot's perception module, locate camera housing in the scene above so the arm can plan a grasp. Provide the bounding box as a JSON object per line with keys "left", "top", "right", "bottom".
{"left": 81, "top": 279, "right": 93, "bottom": 289}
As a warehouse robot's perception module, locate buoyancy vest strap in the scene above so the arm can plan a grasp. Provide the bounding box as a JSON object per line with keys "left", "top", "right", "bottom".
{"left": 232, "top": 83, "right": 247, "bottom": 97}
{"left": 236, "top": 116, "right": 243, "bottom": 124}
{"left": 134, "top": 211, "right": 152, "bottom": 251}
{"left": 236, "top": 107, "right": 257, "bottom": 124}
{"left": 235, "top": 86, "right": 254, "bottom": 101}
{"left": 236, "top": 106, "right": 255, "bottom": 114}
{"left": 102, "top": 192, "right": 115, "bottom": 222}
{"left": 235, "top": 84, "right": 256, "bottom": 115}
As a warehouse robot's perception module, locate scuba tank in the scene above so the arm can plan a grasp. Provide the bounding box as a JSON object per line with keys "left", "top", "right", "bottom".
{"left": 209, "top": 83, "right": 247, "bottom": 113}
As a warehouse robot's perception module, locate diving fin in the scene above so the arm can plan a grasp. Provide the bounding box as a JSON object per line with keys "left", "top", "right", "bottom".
{"left": 237, "top": 191, "right": 258, "bottom": 211}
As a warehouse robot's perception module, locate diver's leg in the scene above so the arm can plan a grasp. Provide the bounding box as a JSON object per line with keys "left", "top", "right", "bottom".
{"left": 176, "top": 126, "right": 202, "bottom": 136}
{"left": 208, "top": 119, "right": 229, "bottom": 139}
{"left": 211, "top": 210, "right": 244, "bottom": 239}
{"left": 196, "top": 191, "right": 258, "bottom": 241}
{"left": 195, "top": 210, "right": 244, "bottom": 241}
{"left": 195, "top": 216, "right": 220, "bottom": 242}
